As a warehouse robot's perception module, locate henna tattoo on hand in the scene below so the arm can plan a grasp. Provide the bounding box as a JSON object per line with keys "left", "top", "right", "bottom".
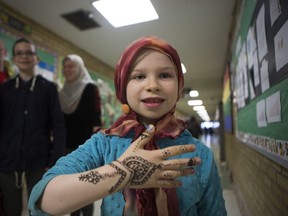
{"left": 164, "top": 172, "right": 172, "bottom": 179}
{"left": 163, "top": 158, "right": 197, "bottom": 168}
{"left": 188, "top": 158, "right": 195, "bottom": 166}
{"left": 133, "top": 125, "right": 154, "bottom": 152}
{"left": 78, "top": 170, "right": 118, "bottom": 184}
{"left": 179, "top": 145, "right": 188, "bottom": 153}
{"left": 118, "top": 156, "right": 163, "bottom": 185}
{"left": 162, "top": 149, "right": 171, "bottom": 158}
{"left": 78, "top": 171, "right": 101, "bottom": 184}
{"left": 108, "top": 162, "right": 127, "bottom": 193}
{"left": 133, "top": 132, "right": 151, "bottom": 152}
{"left": 78, "top": 167, "right": 127, "bottom": 194}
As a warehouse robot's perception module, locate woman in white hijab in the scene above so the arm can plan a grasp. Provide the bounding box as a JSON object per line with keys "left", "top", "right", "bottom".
{"left": 58, "top": 54, "right": 102, "bottom": 216}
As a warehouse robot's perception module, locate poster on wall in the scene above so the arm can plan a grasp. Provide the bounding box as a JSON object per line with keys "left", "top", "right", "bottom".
{"left": 222, "top": 65, "right": 233, "bottom": 133}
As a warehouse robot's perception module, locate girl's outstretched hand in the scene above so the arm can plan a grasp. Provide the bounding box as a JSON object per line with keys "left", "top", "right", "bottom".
{"left": 111, "top": 124, "right": 201, "bottom": 190}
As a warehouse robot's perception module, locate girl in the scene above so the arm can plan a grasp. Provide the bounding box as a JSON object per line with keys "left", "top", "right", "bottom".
{"left": 28, "top": 36, "right": 226, "bottom": 216}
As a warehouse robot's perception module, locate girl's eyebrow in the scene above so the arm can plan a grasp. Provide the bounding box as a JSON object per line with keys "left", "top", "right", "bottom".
{"left": 160, "top": 66, "right": 175, "bottom": 70}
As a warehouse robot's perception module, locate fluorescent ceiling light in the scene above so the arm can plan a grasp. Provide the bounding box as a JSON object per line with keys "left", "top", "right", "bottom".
{"left": 188, "top": 100, "right": 203, "bottom": 106}
{"left": 197, "top": 110, "right": 208, "bottom": 115}
{"left": 197, "top": 109, "right": 210, "bottom": 122}
{"left": 193, "top": 105, "right": 205, "bottom": 111}
{"left": 92, "top": 0, "right": 159, "bottom": 28}
{"left": 189, "top": 90, "right": 199, "bottom": 97}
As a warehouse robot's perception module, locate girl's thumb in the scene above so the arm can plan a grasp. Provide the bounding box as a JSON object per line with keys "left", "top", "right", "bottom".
{"left": 135, "top": 124, "right": 155, "bottom": 149}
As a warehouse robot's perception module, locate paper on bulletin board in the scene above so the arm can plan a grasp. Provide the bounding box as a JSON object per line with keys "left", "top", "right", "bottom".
{"left": 270, "top": 0, "right": 281, "bottom": 26}
{"left": 266, "top": 91, "right": 281, "bottom": 123}
{"left": 246, "top": 26, "right": 257, "bottom": 69}
{"left": 253, "top": 51, "right": 260, "bottom": 86}
{"left": 256, "top": 99, "right": 267, "bottom": 127}
{"left": 274, "top": 19, "right": 288, "bottom": 72}
{"left": 260, "top": 59, "right": 269, "bottom": 92}
{"left": 256, "top": 4, "right": 268, "bottom": 61}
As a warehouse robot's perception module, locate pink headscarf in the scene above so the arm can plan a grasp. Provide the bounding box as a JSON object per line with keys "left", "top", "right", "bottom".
{"left": 105, "top": 36, "right": 185, "bottom": 216}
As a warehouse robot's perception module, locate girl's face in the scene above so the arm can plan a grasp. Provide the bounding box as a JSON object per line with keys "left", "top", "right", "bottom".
{"left": 126, "top": 50, "right": 178, "bottom": 125}
{"left": 62, "top": 59, "right": 79, "bottom": 83}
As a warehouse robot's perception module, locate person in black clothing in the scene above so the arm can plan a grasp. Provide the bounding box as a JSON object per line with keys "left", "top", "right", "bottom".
{"left": 0, "top": 38, "right": 66, "bottom": 215}
{"left": 59, "top": 54, "right": 102, "bottom": 216}
{"left": 186, "top": 116, "right": 202, "bottom": 139}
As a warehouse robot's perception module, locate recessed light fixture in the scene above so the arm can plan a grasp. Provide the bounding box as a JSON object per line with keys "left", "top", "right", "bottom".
{"left": 189, "top": 90, "right": 199, "bottom": 97}
{"left": 193, "top": 105, "right": 205, "bottom": 111}
{"left": 188, "top": 100, "right": 203, "bottom": 106}
{"left": 92, "top": 0, "right": 159, "bottom": 28}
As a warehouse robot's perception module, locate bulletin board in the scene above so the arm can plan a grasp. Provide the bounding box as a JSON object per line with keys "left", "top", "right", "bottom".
{"left": 88, "top": 70, "right": 122, "bottom": 128}
{"left": 230, "top": 0, "right": 288, "bottom": 168}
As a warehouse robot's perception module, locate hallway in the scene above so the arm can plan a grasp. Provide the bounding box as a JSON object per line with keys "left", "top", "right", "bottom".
{"left": 201, "top": 134, "right": 242, "bottom": 216}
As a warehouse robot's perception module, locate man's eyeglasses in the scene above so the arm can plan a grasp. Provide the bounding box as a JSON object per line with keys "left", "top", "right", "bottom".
{"left": 14, "top": 51, "right": 36, "bottom": 57}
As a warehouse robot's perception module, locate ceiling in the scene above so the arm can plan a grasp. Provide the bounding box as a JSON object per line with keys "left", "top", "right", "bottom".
{"left": 3, "top": 0, "right": 237, "bottom": 121}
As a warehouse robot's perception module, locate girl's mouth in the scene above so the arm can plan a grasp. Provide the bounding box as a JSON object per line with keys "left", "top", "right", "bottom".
{"left": 142, "top": 98, "right": 164, "bottom": 108}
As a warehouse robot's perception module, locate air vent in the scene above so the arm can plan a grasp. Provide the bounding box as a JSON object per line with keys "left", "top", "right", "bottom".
{"left": 61, "top": 9, "right": 100, "bottom": 30}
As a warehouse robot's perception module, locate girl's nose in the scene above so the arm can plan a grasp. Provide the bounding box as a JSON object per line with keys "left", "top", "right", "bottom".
{"left": 146, "top": 77, "right": 160, "bottom": 92}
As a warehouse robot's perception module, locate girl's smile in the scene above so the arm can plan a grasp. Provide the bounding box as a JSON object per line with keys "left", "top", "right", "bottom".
{"left": 141, "top": 97, "right": 164, "bottom": 108}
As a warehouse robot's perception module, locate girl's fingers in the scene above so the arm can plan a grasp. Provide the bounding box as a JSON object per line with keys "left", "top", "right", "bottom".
{"left": 161, "top": 168, "right": 195, "bottom": 180}
{"left": 160, "top": 144, "right": 196, "bottom": 159}
{"left": 131, "top": 124, "right": 155, "bottom": 150}
{"left": 161, "top": 157, "right": 201, "bottom": 169}
{"left": 159, "top": 180, "right": 182, "bottom": 188}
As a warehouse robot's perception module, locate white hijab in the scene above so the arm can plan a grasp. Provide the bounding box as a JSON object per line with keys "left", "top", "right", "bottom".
{"left": 59, "top": 54, "right": 94, "bottom": 114}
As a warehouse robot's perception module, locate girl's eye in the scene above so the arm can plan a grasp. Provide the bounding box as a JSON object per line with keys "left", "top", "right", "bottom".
{"left": 160, "top": 72, "right": 173, "bottom": 78}
{"left": 134, "top": 74, "right": 146, "bottom": 80}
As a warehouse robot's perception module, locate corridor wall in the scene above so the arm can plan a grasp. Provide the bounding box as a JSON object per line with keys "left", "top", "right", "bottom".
{"left": 226, "top": 0, "right": 288, "bottom": 215}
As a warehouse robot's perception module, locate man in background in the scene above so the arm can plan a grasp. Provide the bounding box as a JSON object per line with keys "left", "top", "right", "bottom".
{"left": 0, "top": 37, "right": 66, "bottom": 215}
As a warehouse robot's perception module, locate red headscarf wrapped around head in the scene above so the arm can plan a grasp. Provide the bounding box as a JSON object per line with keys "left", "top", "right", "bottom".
{"left": 106, "top": 36, "right": 185, "bottom": 216}
{"left": 115, "top": 36, "right": 184, "bottom": 105}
